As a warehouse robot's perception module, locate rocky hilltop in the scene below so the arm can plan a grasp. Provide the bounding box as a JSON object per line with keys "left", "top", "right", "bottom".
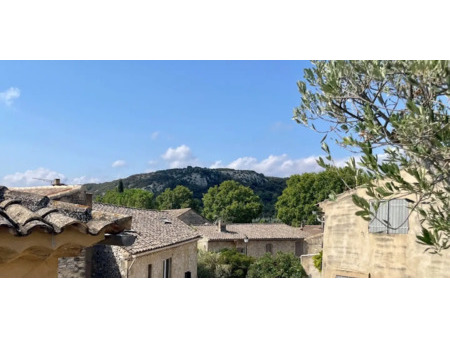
{"left": 83, "top": 167, "right": 287, "bottom": 218}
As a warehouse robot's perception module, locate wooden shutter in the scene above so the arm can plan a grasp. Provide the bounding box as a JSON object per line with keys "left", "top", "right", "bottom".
{"left": 148, "top": 264, "right": 152, "bottom": 278}
{"left": 295, "top": 241, "right": 303, "bottom": 256}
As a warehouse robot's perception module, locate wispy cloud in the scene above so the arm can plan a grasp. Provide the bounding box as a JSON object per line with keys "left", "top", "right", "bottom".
{"left": 70, "top": 176, "right": 101, "bottom": 185}
{"left": 151, "top": 131, "right": 160, "bottom": 140}
{"left": 209, "top": 154, "right": 353, "bottom": 177}
{"left": 161, "top": 145, "right": 200, "bottom": 168}
{"left": 112, "top": 160, "right": 127, "bottom": 168}
{"left": 270, "top": 121, "right": 295, "bottom": 132}
{"left": 0, "top": 87, "right": 20, "bottom": 106}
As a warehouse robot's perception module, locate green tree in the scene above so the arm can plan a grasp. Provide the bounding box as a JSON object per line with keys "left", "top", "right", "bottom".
{"left": 117, "top": 179, "right": 124, "bottom": 193}
{"left": 96, "top": 188, "right": 155, "bottom": 209}
{"left": 276, "top": 168, "right": 360, "bottom": 226}
{"left": 202, "top": 180, "right": 263, "bottom": 223}
{"left": 295, "top": 60, "right": 449, "bottom": 253}
{"left": 197, "top": 249, "right": 254, "bottom": 278}
{"left": 156, "top": 185, "right": 195, "bottom": 210}
{"left": 313, "top": 250, "right": 322, "bottom": 272}
{"left": 197, "top": 250, "right": 230, "bottom": 278}
{"left": 218, "top": 248, "right": 255, "bottom": 278}
{"left": 247, "top": 252, "right": 308, "bottom": 278}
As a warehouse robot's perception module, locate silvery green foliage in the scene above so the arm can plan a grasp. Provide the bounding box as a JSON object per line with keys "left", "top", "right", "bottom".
{"left": 294, "top": 61, "right": 449, "bottom": 253}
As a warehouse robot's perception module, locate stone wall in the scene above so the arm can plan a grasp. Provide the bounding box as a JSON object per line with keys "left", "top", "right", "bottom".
{"left": 204, "top": 239, "right": 307, "bottom": 258}
{"left": 321, "top": 188, "right": 450, "bottom": 278}
{"left": 128, "top": 241, "right": 198, "bottom": 278}
{"left": 58, "top": 249, "right": 87, "bottom": 278}
{"left": 90, "top": 245, "right": 130, "bottom": 278}
{"left": 304, "top": 234, "right": 323, "bottom": 255}
{"left": 301, "top": 255, "right": 321, "bottom": 278}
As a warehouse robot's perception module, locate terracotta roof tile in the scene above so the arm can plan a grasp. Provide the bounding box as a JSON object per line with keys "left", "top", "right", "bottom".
{"left": 9, "top": 185, "right": 83, "bottom": 199}
{"left": 195, "top": 223, "right": 323, "bottom": 241}
{"left": 0, "top": 186, "right": 131, "bottom": 236}
{"left": 93, "top": 203, "right": 201, "bottom": 254}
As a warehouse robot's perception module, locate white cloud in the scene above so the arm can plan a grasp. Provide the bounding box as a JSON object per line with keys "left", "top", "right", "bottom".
{"left": 151, "top": 131, "right": 160, "bottom": 140}
{"left": 224, "top": 154, "right": 322, "bottom": 177}
{"left": 210, "top": 160, "right": 224, "bottom": 169}
{"left": 1, "top": 168, "right": 66, "bottom": 187}
{"left": 0, "top": 87, "right": 20, "bottom": 106}
{"left": 0, "top": 168, "right": 102, "bottom": 187}
{"left": 161, "top": 145, "right": 200, "bottom": 168}
{"left": 112, "top": 160, "right": 126, "bottom": 168}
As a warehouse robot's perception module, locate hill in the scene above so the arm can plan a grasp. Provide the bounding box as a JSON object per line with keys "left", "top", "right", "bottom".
{"left": 83, "top": 167, "right": 287, "bottom": 218}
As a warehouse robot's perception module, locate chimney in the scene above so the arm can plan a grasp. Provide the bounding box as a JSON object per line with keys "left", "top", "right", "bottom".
{"left": 52, "top": 178, "right": 61, "bottom": 186}
{"left": 218, "top": 219, "right": 226, "bottom": 232}
{"left": 85, "top": 193, "right": 93, "bottom": 208}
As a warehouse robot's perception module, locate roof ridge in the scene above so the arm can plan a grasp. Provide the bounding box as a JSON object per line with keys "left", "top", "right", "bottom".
{"left": 93, "top": 202, "right": 165, "bottom": 213}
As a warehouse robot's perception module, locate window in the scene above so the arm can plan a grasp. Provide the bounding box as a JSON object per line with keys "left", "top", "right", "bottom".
{"left": 265, "top": 243, "right": 273, "bottom": 254}
{"left": 185, "top": 271, "right": 191, "bottom": 278}
{"left": 237, "top": 248, "right": 245, "bottom": 254}
{"left": 295, "top": 240, "right": 303, "bottom": 257}
{"left": 148, "top": 264, "right": 152, "bottom": 278}
{"left": 163, "top": 258, "right": 172, "bottom": 278}
{"left": 369, "top": 199, "right": 409, "bottom": 234}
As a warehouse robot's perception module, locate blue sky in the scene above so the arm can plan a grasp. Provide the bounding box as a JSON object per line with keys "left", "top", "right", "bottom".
{"left": 0, "top": 61, "right": 350, "bottom": 186}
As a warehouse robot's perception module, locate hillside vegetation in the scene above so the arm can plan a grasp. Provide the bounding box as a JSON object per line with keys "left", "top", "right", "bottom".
{"left": 84, "top": 167, "right": 287, "bottom": 218}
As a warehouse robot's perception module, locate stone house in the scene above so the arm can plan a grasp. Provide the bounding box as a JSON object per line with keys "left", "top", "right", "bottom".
{"left": 0, "top": 185, "right": 133, "bottom": 278}
{"left": 319, "top": 182, "right": 450, "bottom": 278}
{"left": 91, "top": 203, "right": 201, "bottom": 278}
{"left": 195, "top": 221, "right": 323, "bottom": 259}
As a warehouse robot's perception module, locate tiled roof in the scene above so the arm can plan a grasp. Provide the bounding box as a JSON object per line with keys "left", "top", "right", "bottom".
{"left": 163, "top": 208, "right": 192, "bottom": 217}
{"left": 9, "top": 185, "right": 84, "bottom": 199}
{"left": 164, "top": 208, "right": 211, "bottom": 226}
{"left": 93, "top": 203, "right": 201, "bottom": 254}
{"left": 195, "top": 223, "right": 323, "bottom": 241}
{"left": 0, "top": 186, "right": 131, "bottom": 236}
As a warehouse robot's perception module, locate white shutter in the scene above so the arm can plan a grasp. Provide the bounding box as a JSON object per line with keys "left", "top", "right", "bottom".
{"left": 388, "top": 199, "right": 409, "bottom": 234}
{"left": 369, "top": 200, "right": 389, "bottom": 233}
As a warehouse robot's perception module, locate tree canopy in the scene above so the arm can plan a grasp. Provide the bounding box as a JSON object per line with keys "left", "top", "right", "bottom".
{"left": 276, "top": 167, "right": 361, "bottom": 226}
{"left": 247, "top": 252, "right": 308, "bottom": 278}
{"left": 96, "top": 188, "right": 155, "bottom": 209}
{"left": 156, "top": 185, "right": 197, "bottom": 211}
{"left": 202, "top": 180, "right": 263, "bottom": 223}
{"left": 117, "top": 179, "right": 124, "bottom": 193}
{"left": 294, "top": 60, "right": 449, "bottom": 253}
{"left": 197, "top": 249, "right": 254, "bottom": 278}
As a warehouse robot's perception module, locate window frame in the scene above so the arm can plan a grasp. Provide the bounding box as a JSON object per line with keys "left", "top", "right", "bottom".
{"left": 148, "top": 264, "right": 152, "bottom": 278}
{"left": 163, "top": 258, "right": 172, "bottom": 278}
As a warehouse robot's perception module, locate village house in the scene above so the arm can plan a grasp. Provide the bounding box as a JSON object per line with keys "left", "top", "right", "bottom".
{"left": 195, "top": 221, "right": 323, "bottom": 260}
{"left": 0, "top": 184, "right": 133, "bottom": 278}
{"left": 91, "top": 203, "right": 201, "bottom": 278}
{"left": 319, "top": 178, "right": 450, "bottom": 278}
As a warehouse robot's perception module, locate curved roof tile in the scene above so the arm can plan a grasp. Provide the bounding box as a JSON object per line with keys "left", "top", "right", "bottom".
{"left": 0, "top": 186, "right": 131, "bottom": 236}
